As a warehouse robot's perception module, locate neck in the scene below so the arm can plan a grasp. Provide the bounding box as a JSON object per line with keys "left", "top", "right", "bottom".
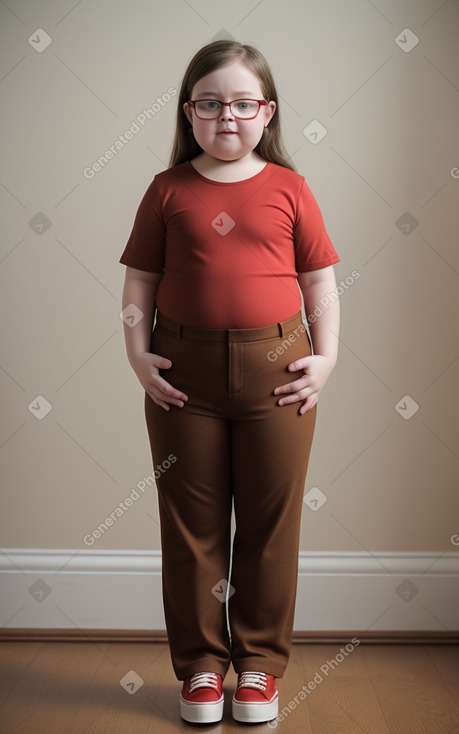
{"left": 191, "top": 152, "right": 267, "bottom": 182}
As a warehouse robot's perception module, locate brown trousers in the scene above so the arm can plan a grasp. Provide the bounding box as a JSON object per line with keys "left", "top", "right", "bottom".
{"left": 144, "top": 310, "right": 317, "bottom": 681}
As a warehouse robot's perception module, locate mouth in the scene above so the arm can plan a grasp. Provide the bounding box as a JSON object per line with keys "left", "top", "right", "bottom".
{"left": 218, "top": 130, "right": 237, "bottom": 135}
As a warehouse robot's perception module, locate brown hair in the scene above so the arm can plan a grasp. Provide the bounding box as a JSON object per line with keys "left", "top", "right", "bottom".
{"left": 169, "top": 40, "right": 296, "bottom": 172}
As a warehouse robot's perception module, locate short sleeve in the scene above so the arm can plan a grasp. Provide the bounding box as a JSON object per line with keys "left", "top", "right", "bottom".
{"left": 293, "top": 179, "right": 340, "bottom": 272}
{"left": 119, "top": 177, "right": 165, "bottom": 272}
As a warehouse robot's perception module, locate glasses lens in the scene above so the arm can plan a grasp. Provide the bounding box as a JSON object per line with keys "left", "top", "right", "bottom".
{"left": 194, "top": 100, "right": 222, "bottom": 118}
{"left": 231, "top": 100, "right": 259, "bottom": 118}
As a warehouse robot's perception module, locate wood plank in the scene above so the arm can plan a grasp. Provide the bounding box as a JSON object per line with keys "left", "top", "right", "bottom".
{"left": 274, "top": 644, "right": 314, "bottom": 733}
{"left": 362, "top": 644, "right": 459, "bottom": 734}
{"left": 65, "top": 642, "right": 170, "bottom": 734}
{"left": 0, "top": 642, "right": 43, "bottom": 705}
{"left": 424, "top": 645, "right": 459, "bottom": 734}
{"left": 0, "top": 641, "right": 105, "bottom": 734}
{"left": 297, "top": 642, "right": 391, "bottom": 733}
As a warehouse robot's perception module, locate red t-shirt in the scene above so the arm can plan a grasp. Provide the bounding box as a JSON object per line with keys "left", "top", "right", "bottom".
{"left": 119, "top": 160, "right": 339, "bottom": 328}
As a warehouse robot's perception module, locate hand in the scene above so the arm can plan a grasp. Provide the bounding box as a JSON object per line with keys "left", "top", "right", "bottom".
{"left": 131, "top": 352, "right": 188, "bottom": 411}
{"left": 273, "top": 355, "right": 335, "bottom": 415}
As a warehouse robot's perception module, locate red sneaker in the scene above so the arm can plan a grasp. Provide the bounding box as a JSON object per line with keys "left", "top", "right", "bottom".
{"left": 232, "top": 671, "right": 279, "bottom": 722}
{"left": 180, "top": 671, "right": 224, "bottom": 723}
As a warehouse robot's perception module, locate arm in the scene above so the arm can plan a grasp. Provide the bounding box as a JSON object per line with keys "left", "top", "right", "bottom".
{"left": 121, "top": 266, "right": 188, "bottom": 411}
{"left": 273, "top": 265, "right": 340, "bottom": 414}
{"left": 298, "top": 265, "right": 340, "bottom": 367}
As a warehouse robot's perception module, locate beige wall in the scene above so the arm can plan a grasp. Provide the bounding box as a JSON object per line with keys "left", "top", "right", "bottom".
{"left": 1, "top": 0, "right": 458, "bottom": 556}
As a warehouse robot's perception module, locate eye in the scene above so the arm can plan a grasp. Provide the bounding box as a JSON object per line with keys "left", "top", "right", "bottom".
{"left": 203, "top": 100, "right": 220, "bottom": 109}
{"left": 235, "top": 101, "right": 254, "bottom": 110}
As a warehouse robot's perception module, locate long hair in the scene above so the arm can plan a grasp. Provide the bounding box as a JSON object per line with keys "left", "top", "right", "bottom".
{"left": 169, "top": 40, "right": 296, "bottom": 172}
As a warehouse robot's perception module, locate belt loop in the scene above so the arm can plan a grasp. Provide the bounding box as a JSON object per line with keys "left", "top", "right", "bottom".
{"left": 178, "top": 324, "right": 183, "bottom": 338}
{"left": 278, "top": 321, "right": 284, "bottom": 337}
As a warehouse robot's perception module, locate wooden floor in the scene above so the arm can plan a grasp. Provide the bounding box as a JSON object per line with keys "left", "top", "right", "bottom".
{"left": 0, "top": 641, "right": 458, "bottom": 733}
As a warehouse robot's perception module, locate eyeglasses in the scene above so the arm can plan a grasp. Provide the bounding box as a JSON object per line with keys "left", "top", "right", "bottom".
{"left": 188, "top": 99, "right": 267, "bottom": 120}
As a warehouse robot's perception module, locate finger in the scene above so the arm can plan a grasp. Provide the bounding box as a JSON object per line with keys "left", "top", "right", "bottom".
{"left": 274, "top": 377, "right": 309, "bottom": 395}
{"left": 146, "top": 390, "right": 170, "bottom": 411}
{"left": 277, "top": 384, "right": 315, "bottom": 406}
{"left": 299, "top": 394, "right": 318, "bottom": 415}
{"left": 277, "top": 392, "right": 300, "bottom": 406}
{"left": 273, "top": 381, "right": 297, "bottom": 395}
{"left": 152, "top": 375, "right": 188, "bottom": 402}
{"left": 148, "top": 386, "right": 187, "bottom": 409}
{"left": 288, "top": 357, "right": 310, "bottom": 372}
{"left": 154, "top": 394, "right": 186, "bottom": 410}
{"left": 155, "top": 393, "right": 186, "bottom": 409}
{"left": 151, "top": 355, "right": 172, "bottom": 370}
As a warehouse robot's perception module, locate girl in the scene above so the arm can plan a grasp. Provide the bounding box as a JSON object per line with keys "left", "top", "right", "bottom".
{"left": 120, "top": 40, "right": 340, "bottom": 725}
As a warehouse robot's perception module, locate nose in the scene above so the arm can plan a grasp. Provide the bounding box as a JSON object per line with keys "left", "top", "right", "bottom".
{"left": 219, "top": 103, "right": 234, "bottom": 120}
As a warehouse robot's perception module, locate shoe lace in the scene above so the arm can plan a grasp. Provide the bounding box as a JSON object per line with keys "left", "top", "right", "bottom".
{"left": 188, "top": 671, "right": 220, "bottom": 693}
{"left": 237, "top": 672, "right": 268, "bottom": 692}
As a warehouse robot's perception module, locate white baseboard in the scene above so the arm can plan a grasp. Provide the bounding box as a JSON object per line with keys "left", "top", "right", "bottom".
{"left": 1, "top": 549, "right": 458, "bottom": 632}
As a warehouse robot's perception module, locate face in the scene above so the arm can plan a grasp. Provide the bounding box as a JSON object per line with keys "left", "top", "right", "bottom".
{"left": 183, "top": 59, "right": 276, "bottom": 163}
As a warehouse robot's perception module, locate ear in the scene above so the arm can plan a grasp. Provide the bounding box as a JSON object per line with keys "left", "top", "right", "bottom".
{"left": 183, "top": 102, "right": 193, "bottom": 126}
{"left": 264, "top": 100, "right": 276, "bottom": 127}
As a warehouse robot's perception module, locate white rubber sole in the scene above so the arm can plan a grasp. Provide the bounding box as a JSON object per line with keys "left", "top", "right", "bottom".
{"left": 232, "top": 694, "right": 279, "bottom": 723}
{"left": 180, "top": 695, "right": 224, "bottom": 724}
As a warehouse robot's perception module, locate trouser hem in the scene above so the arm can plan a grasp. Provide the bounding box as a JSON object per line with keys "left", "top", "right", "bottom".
{"left": 175, "top": 657, "right": 231, "bottom": 681}
{"left": 232, "top": 658, "right": 287, "bottom": 678}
